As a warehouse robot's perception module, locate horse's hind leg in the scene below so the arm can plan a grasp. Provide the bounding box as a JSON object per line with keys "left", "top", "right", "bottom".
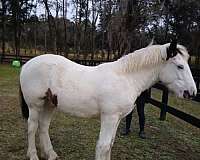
{"left": 39, "top": 104, "right": 58, "bottom": 160}
{"left": 27, "top": 107, "right": 40, "bottom": 160}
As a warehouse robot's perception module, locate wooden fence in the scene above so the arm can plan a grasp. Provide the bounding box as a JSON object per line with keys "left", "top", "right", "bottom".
{"left": 0, "top": 54, "right": 35, "bottom": 64}
{"left": 1, "top": 54, "right": 200, "bottom": 128}
{"left": 148, "top": 83, "right": 200, "bottom": 128}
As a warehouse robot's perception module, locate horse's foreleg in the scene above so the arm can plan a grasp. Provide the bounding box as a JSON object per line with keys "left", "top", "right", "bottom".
{"left": 27, "top": 108, "right": 39, "bottom": 160}
{"left": 39, "top": 105, "right": 58, "bottom": 160}
{"left": 95, "top": 114, "right": 120, "bottom": 160}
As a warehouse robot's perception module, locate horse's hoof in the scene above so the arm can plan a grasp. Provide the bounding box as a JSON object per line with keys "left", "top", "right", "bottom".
{"left": 30, "top": 154, "right": 39, "bottom": 160}
{"left": 139, "top": 131, "right": 146, "bottom": 139}
{"left": 121, "top": 129, "right": 131, "bottom": 136}
{"left": 27, "top": 151, "right": 39, "bottom": 160}
{"left": 48, "top": 150, "right": 58, "bottom": 160}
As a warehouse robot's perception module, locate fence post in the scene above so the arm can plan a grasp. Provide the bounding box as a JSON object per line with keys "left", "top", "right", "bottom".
{"left": 160, "top": 88, "right": 168, "bottom": 121}
{"left": 196, "top": 78, "right": 199, "bottom": 92}
{"left": 0, "top": 53, "right": 3, "bottom": 63}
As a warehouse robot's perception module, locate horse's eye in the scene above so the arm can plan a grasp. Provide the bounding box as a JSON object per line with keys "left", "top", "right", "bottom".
{"left": 177, "top": 65, "right": 184, "bottom": 70}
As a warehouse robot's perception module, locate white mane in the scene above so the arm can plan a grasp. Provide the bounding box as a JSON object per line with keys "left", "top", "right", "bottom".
{"left": 117, "top": 45, "right": 165, "bottom": 73}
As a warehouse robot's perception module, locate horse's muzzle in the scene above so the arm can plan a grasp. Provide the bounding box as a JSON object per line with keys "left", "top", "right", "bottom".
{"left": 183, "top": 90, "right": 195, "bottom": 99}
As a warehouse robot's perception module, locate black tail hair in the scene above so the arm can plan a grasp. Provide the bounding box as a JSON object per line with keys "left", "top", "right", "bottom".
{"left": 19, "top": 85, "right": 29, "bottom": 120}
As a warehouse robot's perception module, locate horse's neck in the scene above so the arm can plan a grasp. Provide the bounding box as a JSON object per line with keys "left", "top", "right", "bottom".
{"left": 112, "top": 59, "right": 163, "bottom": 96}
{"left": 113, "top": 48, "right": 164, "bottom": 97}
{"left": 126, "top": 66, "right": 161, "bottom": 96}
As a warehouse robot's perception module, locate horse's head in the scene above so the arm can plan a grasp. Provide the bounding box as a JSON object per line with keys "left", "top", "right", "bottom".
{"left": 159, "top": 40, "right": 197, "bottom": 99}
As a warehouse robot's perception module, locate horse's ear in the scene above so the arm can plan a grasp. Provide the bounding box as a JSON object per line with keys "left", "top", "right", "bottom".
{"left": 166, "top": 38, "right": 178, "bottom": 60}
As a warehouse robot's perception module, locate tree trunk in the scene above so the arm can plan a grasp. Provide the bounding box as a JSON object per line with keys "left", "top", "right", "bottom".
{"left": 1, "top": 0, "right": 6, "bottom": 63}
{"left": 91, "top": 0, "right": 99, "bottom": 60}
{"left": 43, "top": 0, "right": 57, "bottom": 53}
{"left": 13, "top": 0, "right": 21, "bottom": 58}
{"left": 74, "top": 1, "right": 78, "bottom": 57}
{"left": 83, "top": 0, "right": 89, "bottom": 53}
{"left": 63, "top": 0, "right": 68, "bottom": 57}
{"left": 91, "top": 0, "right": 95, "bottom": 59}
{"left": 77, "top": 0, "right": 82, "bottom": 56}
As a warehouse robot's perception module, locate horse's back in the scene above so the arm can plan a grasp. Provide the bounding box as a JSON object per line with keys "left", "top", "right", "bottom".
{"left": 22, "top": 54, "right": 81, "bottom": 70}
{"left": 20, "top": 54, "right": 92, "bottom": 84}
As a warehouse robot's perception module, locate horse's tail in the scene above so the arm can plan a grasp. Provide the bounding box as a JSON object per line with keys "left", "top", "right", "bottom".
{"left": 19, "top": 84, "right": 29, "bottom": 120}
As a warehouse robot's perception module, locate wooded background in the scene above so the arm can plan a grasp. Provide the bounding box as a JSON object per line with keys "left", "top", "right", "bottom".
{"left": 0, "top": 0, "right": 200, "bottom": 64}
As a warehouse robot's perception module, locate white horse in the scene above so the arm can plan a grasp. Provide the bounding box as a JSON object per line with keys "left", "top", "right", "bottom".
{"left": 19, "top": 40, "right": 197, "bottom": 160}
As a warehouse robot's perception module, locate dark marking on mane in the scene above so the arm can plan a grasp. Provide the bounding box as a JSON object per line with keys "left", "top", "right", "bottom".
{"left": 176, "top": 48, "right": 183, "bottom": 55}
{"left": 166, "top": 47, "right": 176, "bottom": 60}
{"left": 166, "top": 47, "right": 184, "bottom": 60}
{"left": 166, "top": 37, "right": 179, "bottom": 60}
{"left": 44, "top": 88, "right": 58, "bottom": 106}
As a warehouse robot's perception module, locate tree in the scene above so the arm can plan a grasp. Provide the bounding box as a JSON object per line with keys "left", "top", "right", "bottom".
{"left": 0, "top": 0, "right": 7, "bottom": 62}
{"left": 0, "top": 0, "right": 200, "bottom": 64}
{"left": 63, "top": 0, "right": 68, "bottom": 55}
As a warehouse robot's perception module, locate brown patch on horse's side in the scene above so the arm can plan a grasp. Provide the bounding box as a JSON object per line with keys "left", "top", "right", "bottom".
{"left": 45, "top": 88, "right": 58, "bottom": 107}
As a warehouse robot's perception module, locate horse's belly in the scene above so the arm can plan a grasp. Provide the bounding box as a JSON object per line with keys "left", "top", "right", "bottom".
{"left": 57, "top": 96, "right": 99, "bottom": 118}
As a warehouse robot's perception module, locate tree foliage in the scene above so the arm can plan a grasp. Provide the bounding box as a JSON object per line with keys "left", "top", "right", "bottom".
{"left": 0, "top": 0, "right": 200, "bottom": 62}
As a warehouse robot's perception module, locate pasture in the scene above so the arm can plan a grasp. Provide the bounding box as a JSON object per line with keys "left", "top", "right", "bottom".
{"left": 0, "top": 64, "right": 200, "bottom": 160}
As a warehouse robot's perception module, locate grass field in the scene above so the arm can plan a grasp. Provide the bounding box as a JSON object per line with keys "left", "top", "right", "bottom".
{"left": 0, "top": 64, "right": 200, "bottom": 160}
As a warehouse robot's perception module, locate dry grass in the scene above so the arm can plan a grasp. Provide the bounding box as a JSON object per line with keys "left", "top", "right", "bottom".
{"left": 0, "top": 64, "right": 200, "bottom": 160}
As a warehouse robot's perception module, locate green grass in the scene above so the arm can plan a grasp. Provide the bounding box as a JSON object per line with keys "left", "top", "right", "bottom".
{"left": 0, "top": 64, "right": 200, "bottom": 160}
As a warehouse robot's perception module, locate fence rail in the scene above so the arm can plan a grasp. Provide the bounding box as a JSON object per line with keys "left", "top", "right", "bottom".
{"left": 0, "top": 54, "right": 34, "bottom": 64}
{"left": 148, "top": 98, "right": 200, "bottom": 128}
{"left": 1, "top": 53, "right": 200, "bottom": 128}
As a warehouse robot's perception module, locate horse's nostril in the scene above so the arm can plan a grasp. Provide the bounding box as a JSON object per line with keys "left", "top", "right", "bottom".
{"left": 183, "top": 90, "right": 190, "bottom": 99}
